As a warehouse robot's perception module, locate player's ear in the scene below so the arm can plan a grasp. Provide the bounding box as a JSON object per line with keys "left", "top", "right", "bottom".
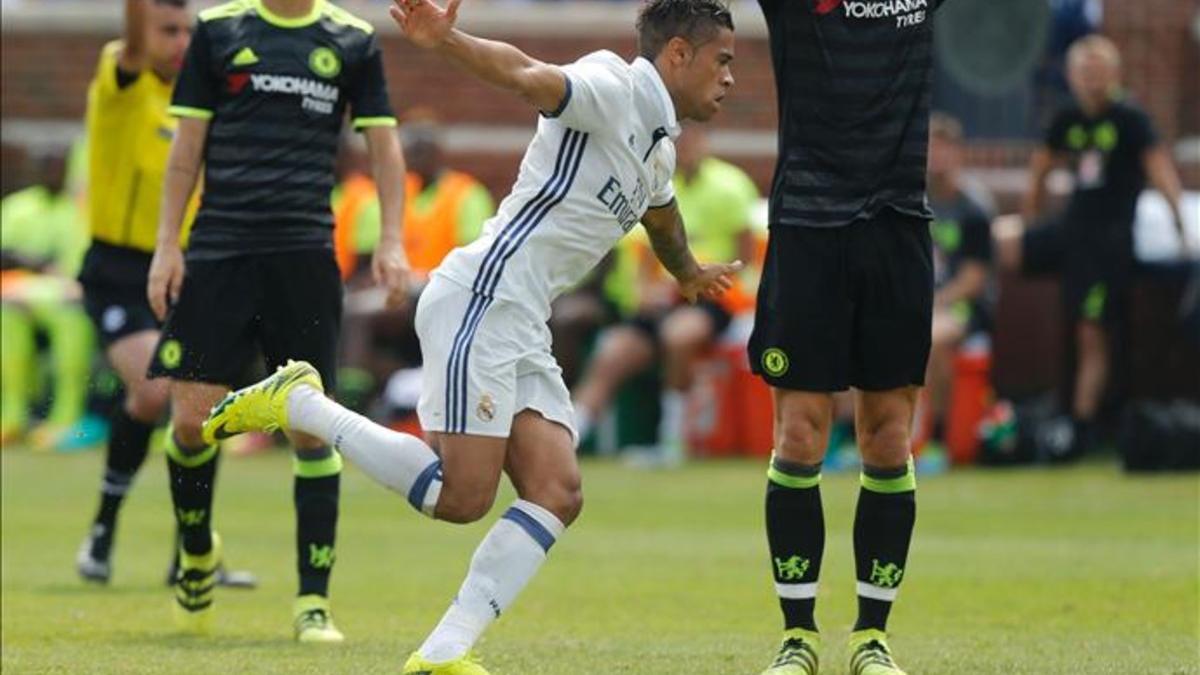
{"left": 664, "top": 36, "right": 694, "bottom": 68}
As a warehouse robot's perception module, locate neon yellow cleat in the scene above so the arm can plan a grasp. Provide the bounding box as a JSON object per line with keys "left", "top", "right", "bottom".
{"left": 294, "top": 594, "right": 344, "bottom": 644}
{"left": 202, "top": 360, "right": 323, "bottom": 445}
{"left": 172, "top": 532, "right": 222, "bottom": 635}
{"left": 849, "top": 629, "right": 907, "bottom": 675}
{"left": 402, "top": 651, "right": 490, "bottom": 675}
{"left": 761, "top": 628, "right": 820, "bottom": 674}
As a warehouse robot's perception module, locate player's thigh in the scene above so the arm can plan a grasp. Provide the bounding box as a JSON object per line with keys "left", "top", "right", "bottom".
{"left": 853, "top": 386, "right": 919, "bottom": 466}
{"left": 749, "top": 225, "right": 853, "bottom": 392}
{"left": 146, "top": 257, "right": 259, "bottom": 386}
{"left": 505, "top": 409, "right": 581, "bottom": 525}
{"left": 850, "top": 215, "right": 933, "bottom": 392}
{"left": 772, "top": 388, "right": 836, "bottom": 464}
{"left": 257, "top": 250, "right": 344, "bottom": 389}
{"left": 106, "top": 330, "right": 170, "bottom": 419}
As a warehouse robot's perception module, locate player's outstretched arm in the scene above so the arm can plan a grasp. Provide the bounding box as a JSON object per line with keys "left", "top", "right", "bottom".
{"left": 148, "top": 117, "right": 207, "bottom": 319}
{"left": 118, "top": 0, "right": 149, "bottom": 72}
{"left": 364, "top": 125, "right": 412, "bottom": 307}
{"left": 389, "top": 0, "right": 567, "bottom": 113}
{"left": 641, "top": 201, "right": 743, "bottom": 303}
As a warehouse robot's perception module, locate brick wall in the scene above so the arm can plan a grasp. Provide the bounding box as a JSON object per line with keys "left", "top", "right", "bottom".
{"left": 2, "top": 5, "right": 1197, "bottom": 196}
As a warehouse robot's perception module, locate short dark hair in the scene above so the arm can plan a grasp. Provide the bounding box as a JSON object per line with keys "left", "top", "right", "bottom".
{"left": 636, "top": 0, "right": 734, "bottom": 61}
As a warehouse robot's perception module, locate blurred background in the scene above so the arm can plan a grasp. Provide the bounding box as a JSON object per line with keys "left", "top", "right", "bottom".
{"left": 1, "top": 0, "right": 1198, "bottom": 471}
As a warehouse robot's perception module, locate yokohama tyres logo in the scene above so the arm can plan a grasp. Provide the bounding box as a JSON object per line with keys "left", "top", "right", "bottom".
{"left": 814, "top": 0, "right": 843, "bottom": 14}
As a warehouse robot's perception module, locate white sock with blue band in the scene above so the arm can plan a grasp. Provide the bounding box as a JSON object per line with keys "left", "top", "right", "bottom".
{"left": 418, "top": 499, "right": 565, "bottom": 662}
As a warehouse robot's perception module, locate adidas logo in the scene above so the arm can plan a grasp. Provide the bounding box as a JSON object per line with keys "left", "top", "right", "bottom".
{"left": 232, "top": 47, "right": 259, "bottom": 67}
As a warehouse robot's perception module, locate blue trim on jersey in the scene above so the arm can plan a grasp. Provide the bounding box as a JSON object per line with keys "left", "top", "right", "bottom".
{"left": 502, "top": 506, "right": 557, "bottom": 552}
{"left": 442, "top": 128, "right": 589, "bottom": 433}
{"left": 407, "top": 459, "right": 443, "bottom": 511}
{"left": 540, "top": 74, "right": 574, "bottom": 119}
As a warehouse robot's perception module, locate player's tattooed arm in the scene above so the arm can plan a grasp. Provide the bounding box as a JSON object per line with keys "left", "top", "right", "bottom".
{"left": 389, "top": 0, "right": 568, "bottom": 114}
{"left": 641, "top": 201, "right": 743, "bottom": 302}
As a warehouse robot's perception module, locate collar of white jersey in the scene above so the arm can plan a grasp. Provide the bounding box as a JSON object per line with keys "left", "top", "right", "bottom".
{"left": 631, "top": 57, "right": 682, "bottom": 140}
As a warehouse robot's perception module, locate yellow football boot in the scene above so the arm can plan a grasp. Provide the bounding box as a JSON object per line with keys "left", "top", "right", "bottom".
{"left": 402, "top": 651, "right": 490, "bottom": 674}
{"left": 761, "top": 627, "right": 820, "bottom": 674}
{"left": 849, "top": 629, "right": 907, "bottom": 675}
{"left": 294, "top": 594, "right": 345, "bottom": 644}
{"left": 202, "top": 360, "right": 322, "bottom": 445}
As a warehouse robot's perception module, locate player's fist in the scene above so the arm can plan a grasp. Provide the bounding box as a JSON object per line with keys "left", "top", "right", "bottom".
{"left": 678, "top": 260, "right": 744, "bottom": 304}
{"left": 390, "top": 0, "right": 461, "bottom": 50}
{"left": 147, "top": 244, "right": 185, "bottom": 320}
{"left": 372, "top": 238, "right": 411, "bottom": 309}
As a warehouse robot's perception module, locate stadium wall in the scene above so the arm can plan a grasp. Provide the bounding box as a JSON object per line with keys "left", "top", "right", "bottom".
{"left": 2, "top": 0, "right": 1198, "bottom": 198}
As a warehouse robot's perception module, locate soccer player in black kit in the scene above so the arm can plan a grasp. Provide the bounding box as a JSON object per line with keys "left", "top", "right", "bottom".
{"left": 145, "top": 0, "right": 408, "bottom": 641}
{"left": 748, "top": 1, "right": 945, "bottom": 673}
{"left": 997, "top": 35, "right": 1191, "bottom": 459}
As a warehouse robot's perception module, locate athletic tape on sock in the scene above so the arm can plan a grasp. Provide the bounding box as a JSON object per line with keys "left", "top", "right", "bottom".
{"left": 293, "top": 451, "right": 343, "bottom": 478}
{"left": 767, "top": 454, "right": 822, "bottom": 489}
{"left": 860, "top": 458, "right": 916, "bottom": 493}
{"left": 164, "top": 429, "right": 218, "bottom": 468}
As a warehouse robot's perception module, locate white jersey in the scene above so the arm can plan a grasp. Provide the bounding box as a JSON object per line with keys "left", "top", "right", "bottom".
{"left": 434, "top": 51, "right": 681, "bottom": 321}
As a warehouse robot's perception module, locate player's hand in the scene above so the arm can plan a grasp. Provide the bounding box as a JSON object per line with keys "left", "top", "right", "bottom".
{"left": 677, "top": 260, "right": 744, "bottom": 304}
{"left": 372, "top": 238, "right": 411, "bottom": 309}
{"left": 147, "top": 245, "right": 184, "bottom": 320}
{"left": 390, "top": 0, "right": 461, "bottom": 50}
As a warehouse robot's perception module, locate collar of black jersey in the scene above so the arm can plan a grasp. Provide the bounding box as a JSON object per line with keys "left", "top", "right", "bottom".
{"left": 631, "top": 57, "right": 682, "bottom": 141}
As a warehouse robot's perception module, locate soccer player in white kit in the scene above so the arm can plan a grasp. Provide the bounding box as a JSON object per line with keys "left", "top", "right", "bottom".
{"left": 203, "top": 0, "right": 738, "bottom": 671}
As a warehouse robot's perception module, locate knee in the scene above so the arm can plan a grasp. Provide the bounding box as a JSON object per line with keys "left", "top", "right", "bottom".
{"left": 437, "top": 485, "right": 498, "bottom": 524}
{"left": 775, "top": 413, "right": 828, "bottom": 463}
{"left": 660, "top": 310, "right": 710, "bottom": 354}
{"left": 533, "top": 476, "right": 584, "bottom": 527}
{"left": 857, "top": 417, "right": 912, "bottom": 465}
{"left": 170, "top": 406, "right": 211, "bottom": 450}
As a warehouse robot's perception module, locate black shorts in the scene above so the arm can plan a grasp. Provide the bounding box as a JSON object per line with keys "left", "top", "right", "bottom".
{"left": 748, "top": 212, "right": 933, "bottom": 392}
{"left": 627, "top": 300, "right": 733, "bottom": 344}
{"left": 147, "top": 249, "right": 343, "bottom": 387}
{"left": 1022, "top": 217, "right": 1132, "bottom": 325}
{"left": 79, "top": 242, "right": 159, "bottom": 348}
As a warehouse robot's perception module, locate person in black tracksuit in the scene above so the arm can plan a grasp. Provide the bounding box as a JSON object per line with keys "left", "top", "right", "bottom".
{"left": 999, "top": 34, "right": 1191, "bottom": 459}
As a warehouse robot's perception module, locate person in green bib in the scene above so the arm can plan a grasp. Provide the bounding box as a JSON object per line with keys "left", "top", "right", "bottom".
{"left": 0, "top": 149, "right": 95, "bottom": 450}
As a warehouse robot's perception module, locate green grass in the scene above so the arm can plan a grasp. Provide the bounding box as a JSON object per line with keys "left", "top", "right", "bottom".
{"left": 2, "top": 448, "right": 1198, "bottom": 674}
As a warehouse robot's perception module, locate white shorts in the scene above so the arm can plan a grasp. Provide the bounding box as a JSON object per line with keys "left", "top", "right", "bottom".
{"left": 415, "top": 276, "right": 576, "bottom": 442}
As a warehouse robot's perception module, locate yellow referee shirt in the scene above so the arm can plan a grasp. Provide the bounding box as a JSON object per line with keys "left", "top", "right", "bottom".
{"left": 85, "top": 41, "right": 192, "bottom": 253}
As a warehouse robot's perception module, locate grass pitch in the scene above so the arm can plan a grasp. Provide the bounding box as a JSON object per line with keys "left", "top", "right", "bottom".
{"left": 2, "top": 448, "right": 1197, "bottom": 674}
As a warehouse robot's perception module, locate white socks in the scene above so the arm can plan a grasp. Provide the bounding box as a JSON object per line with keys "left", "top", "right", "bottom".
{"left": 418, "top": 499, "right": 565, "bottom": 662}
{"left": 287, "top": 386, "right": 442, "bottom": 515}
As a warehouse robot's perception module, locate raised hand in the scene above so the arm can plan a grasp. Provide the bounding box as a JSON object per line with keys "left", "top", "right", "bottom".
{"left": 678, "top": 260, "right": 745, "bottom": 303}
{"left": 389, "top": 0, "right": 462, "bottom": 49}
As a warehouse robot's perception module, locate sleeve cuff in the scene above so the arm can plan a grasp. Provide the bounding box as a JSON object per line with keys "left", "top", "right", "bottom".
{"left": 539, "top": 72, "right": 573, "bottom": 119}
{"left": 168, "top": 105, "right": 214, "bottom": 120}
{"left": 648, "top": 197, "right": 676, "bottom": 210}
{"left": 353, "top": 116, "right": 398, "bottom": 129}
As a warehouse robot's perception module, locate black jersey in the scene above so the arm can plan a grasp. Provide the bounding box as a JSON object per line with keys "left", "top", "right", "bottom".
{"left": 757, "top": 0, "right": 945, "bottom": 228}
{"left": 1045, "top": 99, "right": 1157, "bottom": 243}
{"left": 930, "top": 186, "right": 991, "bottom": 289}
{"left": 170, "top": 0, "right": 395, "bottom": 260}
